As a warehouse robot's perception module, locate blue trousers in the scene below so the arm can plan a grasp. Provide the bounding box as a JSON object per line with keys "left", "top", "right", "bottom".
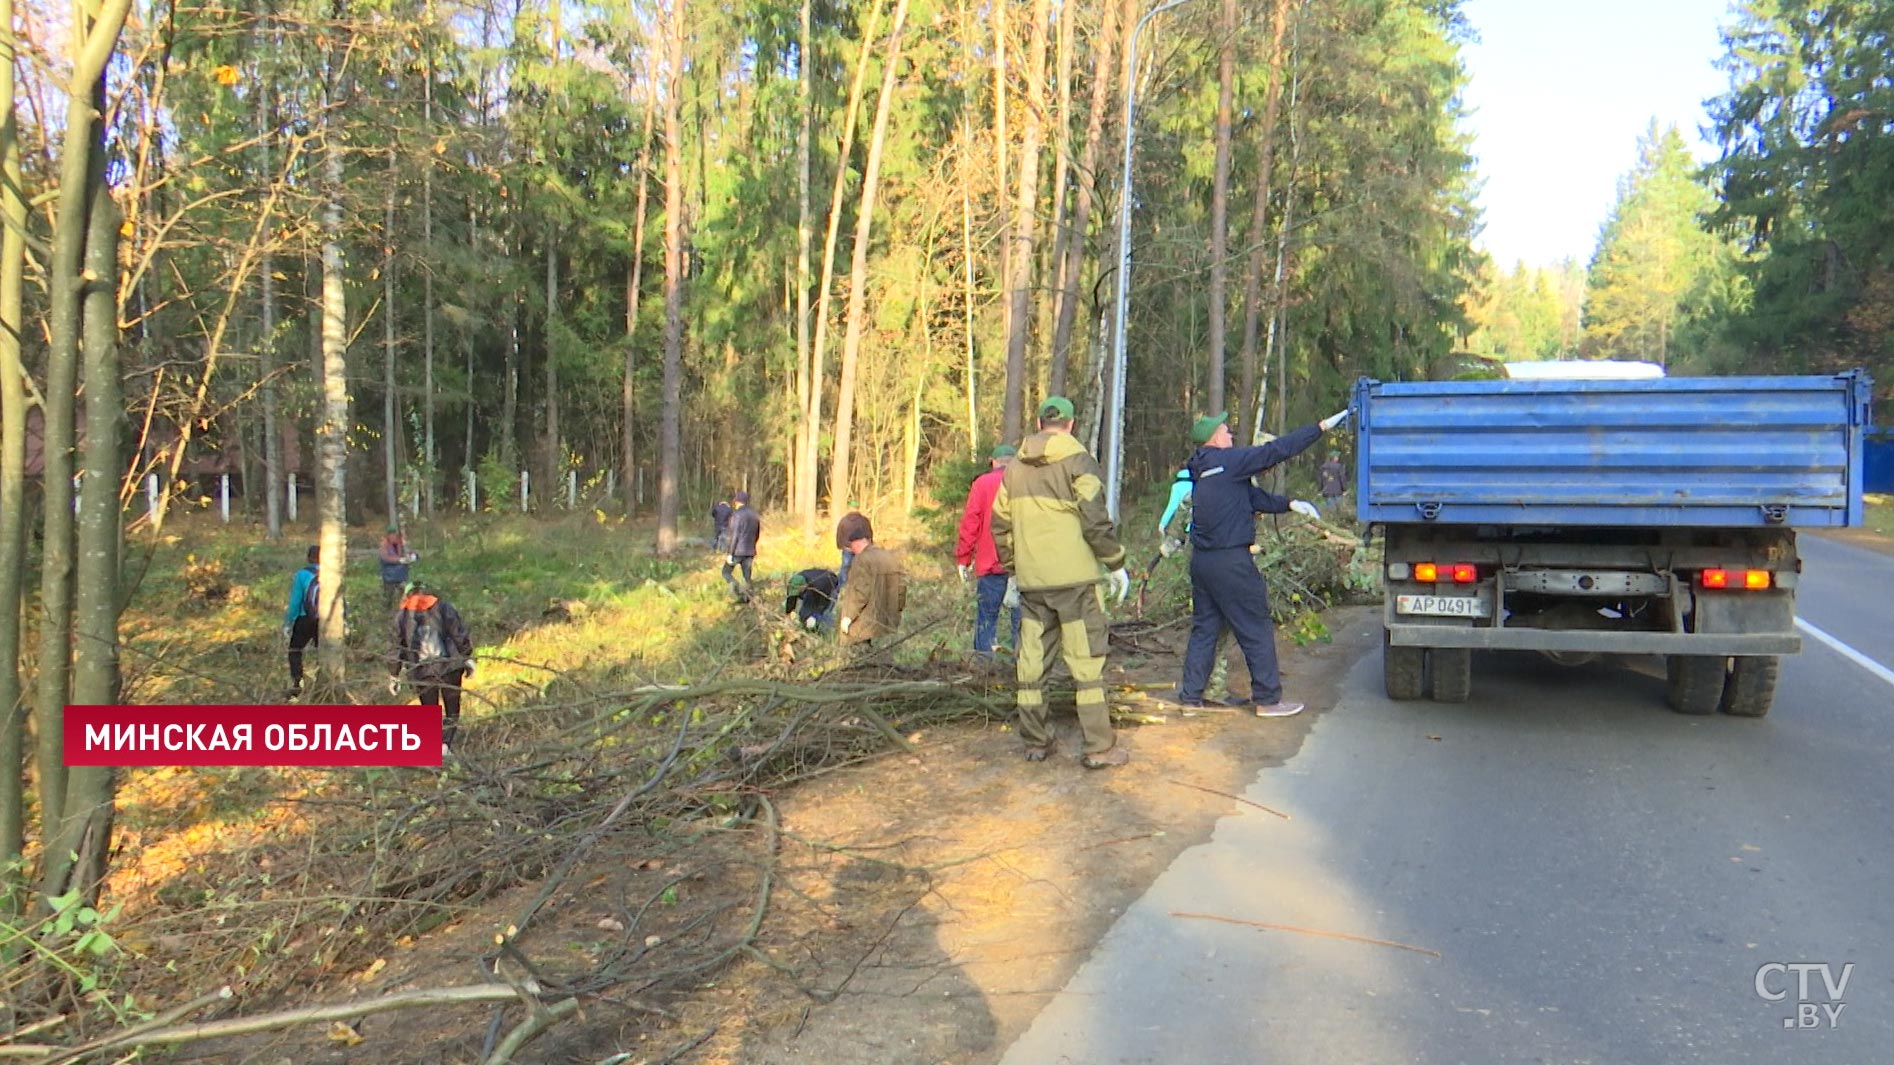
{"left": 1179, "top": 547, "right": 1284, "bottom": 705}
{"left": 722, "top": 555, "right": 754, "bottom": 599}
{"left": 973, "top": 573, "right": 1022, "bottom": 655}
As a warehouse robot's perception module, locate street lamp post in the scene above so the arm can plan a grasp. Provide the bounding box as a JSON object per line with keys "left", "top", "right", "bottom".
{"left": 1104, "top": 0, "right": 1200, "bottom": 522}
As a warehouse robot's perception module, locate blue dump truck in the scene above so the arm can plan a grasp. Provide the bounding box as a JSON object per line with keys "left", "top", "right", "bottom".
{"left": 1354, "top": 370, "right": 1875, "bottom": 716}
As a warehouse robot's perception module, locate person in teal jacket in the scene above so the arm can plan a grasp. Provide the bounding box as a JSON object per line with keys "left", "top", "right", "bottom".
{"left": 284, "top": 545, "right": 320, "bottom": 696}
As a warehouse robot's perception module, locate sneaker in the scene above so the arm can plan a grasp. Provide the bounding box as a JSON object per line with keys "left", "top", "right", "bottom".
{"left": 1080, "top": 744, "right": 1130, "bottom": 770}
{"left": 1254, "top": 701, "right": 1305, "bottom": 718}
{"left": 1162, "top": 690, "right": 1235, "bottom": 713}
{"left": 1023, "top": 739, "right": 1057, "bottom": 762}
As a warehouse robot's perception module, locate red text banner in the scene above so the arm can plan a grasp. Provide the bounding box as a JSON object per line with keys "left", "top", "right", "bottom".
{"left": 64, "top": 705, "right": 443, "bottom": 767}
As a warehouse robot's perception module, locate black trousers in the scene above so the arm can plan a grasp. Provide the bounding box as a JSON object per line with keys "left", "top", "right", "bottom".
{"left": 723, "top": 555, "right": 755, "bottom": 598}
{"left": 415, "top": 668, "right": 468, "bottom": 746}
{"left": 287, "top": 616, "right": 319, "bottom": 688}
{"left": 1179, "top": 547, "right": 1284, "bottom": 705}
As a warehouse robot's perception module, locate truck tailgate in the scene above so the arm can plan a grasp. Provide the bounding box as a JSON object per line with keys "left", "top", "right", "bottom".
{"left": 1354, "top": 372, "right": 1873, "bottom": 528}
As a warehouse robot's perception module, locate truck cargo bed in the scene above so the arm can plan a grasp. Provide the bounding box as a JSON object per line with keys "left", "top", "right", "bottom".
{"left": 1353, "top": 372, "right": 1873, "bottom": 528}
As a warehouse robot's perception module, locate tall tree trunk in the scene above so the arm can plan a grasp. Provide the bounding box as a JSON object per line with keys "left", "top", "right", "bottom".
{"left": 655, "top": 0, "right": 687, "bottom": 554}
{"left": 991, "top": 0, "right": 1010, "bottom": 392}
{"left": 1261, "top": 14, "right": 1303, "bottom": 447}
{"left": 802, "top": 0, "right": 885, "bottom": 533}
{"left": 624, "top": 71, "right": 654, "bottom": 517}
{"left": 33, "top": 0, "right": 130, "bottom": 836}
{"left": 315, "top": 108, "right": 350, "bottom": 682}
{"left": 1038, "top": 0, "right": 1073, "bottom": 387}
{"left": 383, "top": 156, "right": 400, "bottom": 521}
{"left": 0, "top": 0, "right": 29, "bottom": 887}
{"left": 828, "top": 0, "right": 910, "bottom": 517}
{"left": 1205, "top": 0, "right": 1235, "bottom": 414}
{"left": 502, "top": 212, "right": 520, "bottom": 470}
{"left": 1000, "top": 0, "right": 1049, "bottom": 442}
{"left": 792, "top": 0, "right": 814, "bottom": 521}
{"left": 544, "top": 239, "right": 559, "bottom": 503}
{"left": 257, "top": 35, "right": 283, "bottom": 540}
{"left": 41, "top": 169, "right": 122, "bottom": 903}
{"left": 1049, "top": 0, "right": 1118, "bottom": 395}
{"left": 1237, "top": 0, "right": 1290, "bottom": 442}
{"left": 961, "top": 111, "right": 979, "bottom": 454}
{"left": 421, "top": 19, "right": 436, "bottom": 515}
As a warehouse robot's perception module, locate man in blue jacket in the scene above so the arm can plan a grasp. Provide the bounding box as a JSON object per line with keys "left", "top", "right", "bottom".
{"left": 1176, "top": 408, "right": 1347, "bottom": 717}
{"left": 283, "top": 544, "right": 321, "bottom": 697}
{"left": 723, "top": 490, "right": 761, "bottom": 602}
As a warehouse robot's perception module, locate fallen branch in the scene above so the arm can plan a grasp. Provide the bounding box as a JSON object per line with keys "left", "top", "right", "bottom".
{"left": 1170, "top": 911, "right": 1441, "bottom": 957}
{"left": 1168, "top": 779, "right": 1291, "bottom": 820}
{"left": 0, "top": 984, "right": 562, "bottom": 1061}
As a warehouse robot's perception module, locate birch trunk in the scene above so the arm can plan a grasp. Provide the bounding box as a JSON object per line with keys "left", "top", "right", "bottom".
{"left": 1237, "top": 0, "right": 1290, "bottom": 442}
{"left": 999, "top": 0, "right": 1048, "bottom": 442}
{"left": 624, "top": 71, "right": 654, "bottom": 516}
{"left": 383, "top": 157, "right": 400, "bottom": 521}
{"left": 802, "top": 0, "right": 885, "bottom": 532}
{"left": 315, "top": 110, "right": 350, "bottom": 682}
{"left": 655, "top": 0, "right": 687, "bottom": 554}
{"left": 828, "top": 0, "right": 910, "bottom": 516}
{"left": 1048, "top": 0, "right": 1117, "bottom": 395}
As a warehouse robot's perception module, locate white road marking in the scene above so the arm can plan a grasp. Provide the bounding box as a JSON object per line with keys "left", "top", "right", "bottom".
{"left": 1796, "top": 618, "right": 1894, "bottom": 689}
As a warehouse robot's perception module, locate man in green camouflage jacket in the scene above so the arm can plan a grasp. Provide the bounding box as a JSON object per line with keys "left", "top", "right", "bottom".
{"left": 990, "top": 397, "right": 1133, "bottom": 769}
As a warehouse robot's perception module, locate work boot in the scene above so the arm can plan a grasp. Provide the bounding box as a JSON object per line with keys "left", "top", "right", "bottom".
{"left": 1254, "top": 701, "right": 1305, "bottom": 718}
{"left": 1080, "top": 743, "right": 1130, "bottom": 770}
{"left": 1023, "top": 738, "right": 1057, "bottom": 762}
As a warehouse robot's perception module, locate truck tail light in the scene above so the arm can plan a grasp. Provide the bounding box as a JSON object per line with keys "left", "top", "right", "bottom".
{"left": 1413, "top": 562, "right": 1439, "bottom": 582}
{"left": 1451, "top": 563, "right": 1477, "bottom": 584}
{"left": 1700, "top": 569, "right": 1772, "bottom": 590}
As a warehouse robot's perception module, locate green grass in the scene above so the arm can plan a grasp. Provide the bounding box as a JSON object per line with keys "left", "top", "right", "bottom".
{"left": 1865, "top": 494, "right": 1893, "bottom": 539}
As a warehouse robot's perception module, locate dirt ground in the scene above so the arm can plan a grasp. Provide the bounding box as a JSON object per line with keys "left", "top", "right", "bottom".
{"left": 187, "top": 607, "right": 1378, "bottom": 1065}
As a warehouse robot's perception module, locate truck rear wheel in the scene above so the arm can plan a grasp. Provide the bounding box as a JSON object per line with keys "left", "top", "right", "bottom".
{"left": 1666, "top": 656, "right": 1724, "bottom": 715}
{"left": 1430, "top": 648, "right": 1472, "bottom": 703}
{"left": 1720, "top": 656, "right": 1779, "bottom": 717}
{"left": 1383, "top": 630, "right": 1425, "bottom": 701}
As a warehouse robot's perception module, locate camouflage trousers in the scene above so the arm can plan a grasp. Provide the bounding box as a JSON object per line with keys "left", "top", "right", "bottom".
{"left": 1015, "top": 583, "right": 1115, "bottom": 755}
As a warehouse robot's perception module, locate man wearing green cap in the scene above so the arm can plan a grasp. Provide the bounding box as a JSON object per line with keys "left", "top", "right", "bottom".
{"left": 783, "top": 567, "right": 840, "bottom": 630}
{"left": 1176, "top": 406, "right": 1347, "bottom": 717}
{"left": 991, "top": 397, "right": 1132, "bottom": 769}
{"left": 956, "top": 443, "right": 1022, "bottom": 658}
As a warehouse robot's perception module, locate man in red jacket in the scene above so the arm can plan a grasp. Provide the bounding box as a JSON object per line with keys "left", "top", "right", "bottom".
{"left": 956, "top": 444, "right": 1022, "bottom": 658}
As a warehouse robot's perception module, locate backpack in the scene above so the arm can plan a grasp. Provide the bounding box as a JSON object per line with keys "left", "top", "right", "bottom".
{"left": 301, "top": 570, "right": 320, "bottom": 617}
{"left": 409, "top": 605, "right": 448, "bottom": 665}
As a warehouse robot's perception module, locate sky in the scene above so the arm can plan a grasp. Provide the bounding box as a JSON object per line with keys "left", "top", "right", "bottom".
{"left": 1458, "top": 0, "right": 1735, "bottom": 269}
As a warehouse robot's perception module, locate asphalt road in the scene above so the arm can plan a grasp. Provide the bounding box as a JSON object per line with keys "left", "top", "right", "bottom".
{"left": 999, "top": 533, "right": 1894, "bottom": 1065}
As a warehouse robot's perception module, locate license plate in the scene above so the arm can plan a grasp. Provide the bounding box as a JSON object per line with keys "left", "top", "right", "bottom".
{"left": 1396, "top": 594, "right": 1484, "bottom": 618}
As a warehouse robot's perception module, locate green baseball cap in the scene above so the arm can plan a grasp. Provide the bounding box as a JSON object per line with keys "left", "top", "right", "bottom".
{"left": 1190, "top": 411, "right": 1229, "bottom": 445}
{"left": 787, "top": 573, "right": 808, "bottom": 594}
{"left": 990, "top": 444, "right": 1018, "bottom": 460}
{"left": 1039, "top": 396, "right": 1075, "bottom": 421}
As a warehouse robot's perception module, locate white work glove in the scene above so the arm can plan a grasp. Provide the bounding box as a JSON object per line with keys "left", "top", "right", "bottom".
{"left": 1289, "top": 499, "right": 1320, "bottom": 519}
{"left": 1159, "top": 537, "right": 1183, "bottom": 558}
{"left": 405, "top": 552, "right": 419, "bottom": 564}
{"left": 1106, "top": 567, "right": 1131, "bottom": 605}
{"left": 1001, "top": 577, "right": 1020, "bottom": 610}
{"left": 1319, "top": 408, "right": 1351, "bottom": 432}
{"left": 840, "top": 616, "right": 853, "bottom": 635}
{"left": 726, "top": 554, "right": 736, "bottom": 565}
{"left": 281, "top": 625, "right": 292, "bottom": 642}
{"left": 463, "top": 661, "right": 475, "bottom": 677}
{"left": 804, "top": 615, "right": 818, "bottom": 631}
{"left": 387, "top": 677, "right": 400, "bottom": 697}
{"left": 957, "top": 563, "right": 972, "bottom": 583}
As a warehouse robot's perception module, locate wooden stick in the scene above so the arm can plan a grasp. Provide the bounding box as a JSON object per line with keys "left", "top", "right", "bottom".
{"left": 1170, "top": 911, "right": 1441, "bottom": 957}
{"left": 1168, "top": 779, "right": 1290, "bottom": 820}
